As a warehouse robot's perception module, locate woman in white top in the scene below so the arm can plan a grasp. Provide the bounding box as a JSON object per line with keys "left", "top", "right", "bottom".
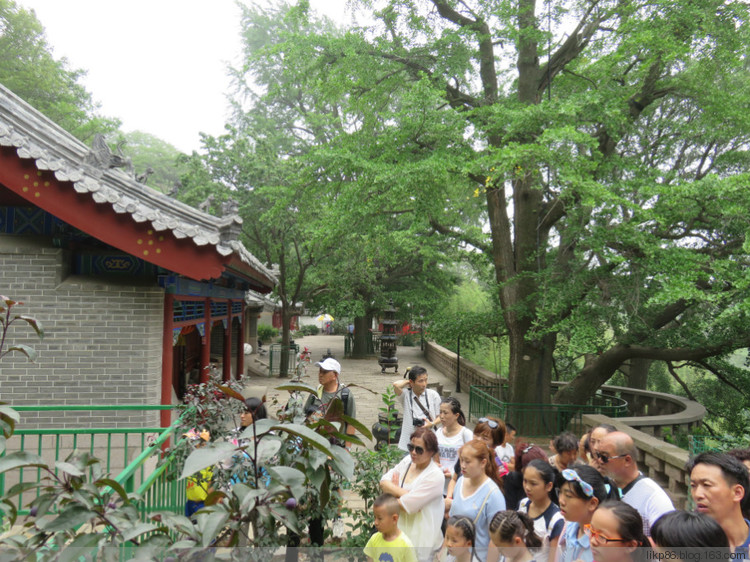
{"left": 435, "top": 397, "right": 473, "bottom": 494}
{"left": 381, "top": 426, "right": 445, "bottom": 562}
{"left": 392, "top": 365, "right": 441, "bottom": 452}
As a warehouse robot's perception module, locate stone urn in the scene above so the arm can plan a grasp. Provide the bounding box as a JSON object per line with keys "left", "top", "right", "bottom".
{"left": 372, "top": 411, "right": 403, "bottom": 450}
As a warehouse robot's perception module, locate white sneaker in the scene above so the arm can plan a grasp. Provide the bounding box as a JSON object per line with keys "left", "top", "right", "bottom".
{"left": 332, "top": 518, "right": 345, "bottom": 538}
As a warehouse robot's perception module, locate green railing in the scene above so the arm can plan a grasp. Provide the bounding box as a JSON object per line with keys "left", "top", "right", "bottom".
{"left": 344, "top": 333, "right": 377, "bottom": 357}
{"left": 269, "top": 343, "right": 299, "bottom": 376}
{"left": 469, "top": 385, "right": 629, "bottom": 437}
{"left": 0, "top": 405, "right": 175, "bottom": 515}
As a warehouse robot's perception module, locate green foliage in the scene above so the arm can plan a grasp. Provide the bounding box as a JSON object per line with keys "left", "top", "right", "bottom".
{"left": 0, "top": 0, "right": 119, "bottom": 140}
{"left": 257, "top": 324, "right": 278, "bottom": 343}
{"left": 118, "top": 130, "right": 188, "bottom": 193}
{"left": 339, "top": 444, "right": 404, "bottom": 550}
{"left": 299, "top": 324, "right": 320, "bottom": 336}
{"left": 0, "top": 294, "right": 44, "bottom": 363}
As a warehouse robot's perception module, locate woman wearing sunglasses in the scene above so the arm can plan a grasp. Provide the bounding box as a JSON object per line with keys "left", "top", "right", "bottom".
{"left": 557, "top": 465, "right": 608, "bottom": 562}
{"left": 380, "top": 426, "right": 445, "bottom": 562}
{"left": 589, "top": 501, "right": 649, "bottom": 562}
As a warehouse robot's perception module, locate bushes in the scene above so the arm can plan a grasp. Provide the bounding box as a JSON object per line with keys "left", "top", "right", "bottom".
{"left": 257, "top": 323, "right": 278, "bottom": 343}
{"left": 299, "top": 324, "right": 320, "bottom": 336}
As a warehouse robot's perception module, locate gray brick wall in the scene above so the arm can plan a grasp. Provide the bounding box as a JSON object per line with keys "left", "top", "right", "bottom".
{"left": 0, "top": 237, "right": 164, "bottom": 428}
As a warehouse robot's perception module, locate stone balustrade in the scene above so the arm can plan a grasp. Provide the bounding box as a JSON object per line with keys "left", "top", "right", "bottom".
{"left": 424, "top": 340, "right": 705, "bottom": 509}
{"left": 425, "top": 341, "right": 705, "bottom": 438}
{"left": 583, "top": 413, "right": 692, "bottom": 509}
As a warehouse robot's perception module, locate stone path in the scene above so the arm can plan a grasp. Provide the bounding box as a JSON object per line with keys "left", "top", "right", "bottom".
{"left": 241, "top": 334, "right": 472, "bottom": 524}
{"left": 242, "top": 334, "right": 472, "bottom": 447}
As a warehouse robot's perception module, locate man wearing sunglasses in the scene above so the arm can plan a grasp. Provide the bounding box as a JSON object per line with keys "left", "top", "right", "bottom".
{"left": 597, "top": 431, "right": 674, "bottom": 536}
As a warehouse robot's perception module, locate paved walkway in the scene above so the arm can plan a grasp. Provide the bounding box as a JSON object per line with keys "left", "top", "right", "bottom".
{"left": 242, "top": 334, "right": 472, "bottom": 447}
{"left": 241, "top": 334, "right": 471, "bottom": 522}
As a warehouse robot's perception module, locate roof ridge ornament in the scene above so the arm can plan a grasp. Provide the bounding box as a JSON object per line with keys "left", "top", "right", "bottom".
{"left": 84, "top": 134, "right": 134, "bottom": 175}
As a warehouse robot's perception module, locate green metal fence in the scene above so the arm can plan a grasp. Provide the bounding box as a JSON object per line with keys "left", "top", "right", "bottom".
{"left": 344, "top": 333, "right": 377, "bottom": 357}
{"left": 0, "top": 405, "right": 176, "bottom": 515}
{"left": 469, "top": 385, "right": 629, "bottom": 437}
{"left": 269, "top": 343, "right": 299, "bottom": 375}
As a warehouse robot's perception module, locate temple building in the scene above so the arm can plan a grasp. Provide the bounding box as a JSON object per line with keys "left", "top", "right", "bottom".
{"left": 0, "top": 84, "right": 276, "bottom": 427}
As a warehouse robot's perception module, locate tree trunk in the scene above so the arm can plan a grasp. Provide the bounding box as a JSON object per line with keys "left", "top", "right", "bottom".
{"left": 625, "top": 357, "right": 652, "bottom": 390}
{"left": 351, "top": 315, "right": 372, "bottom": 358}
{"left": 279, "top": 306, "right": 294, "bottom": 377}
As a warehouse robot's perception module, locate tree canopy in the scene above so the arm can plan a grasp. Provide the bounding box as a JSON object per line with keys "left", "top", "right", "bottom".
{"left": 227, "top": 0, "right": 750, "bottom": 405}
{"left": 0, "top": 0, "right": 119, "bottom": 140}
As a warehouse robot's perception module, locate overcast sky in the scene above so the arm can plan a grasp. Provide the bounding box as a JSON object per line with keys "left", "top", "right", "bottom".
{"left": 17, "top": 0, "right": 352, "bottom": 153}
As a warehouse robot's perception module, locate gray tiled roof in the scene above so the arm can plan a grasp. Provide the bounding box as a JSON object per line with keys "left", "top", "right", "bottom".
{"left": 0, "top": 83, "right": 276, "bottom": 288}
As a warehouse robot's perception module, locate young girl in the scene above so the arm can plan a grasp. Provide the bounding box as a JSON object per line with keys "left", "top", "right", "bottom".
{"left": 588, "top": 501, "right": 649, "bottom": 562}
{"left": 517, "top": 459, "right": 564, "bottom": 559}
{"left": 441, "top": 516, "right": 482, "bottom": 562}
{"left": 436, "top": 397, "right": 473, "bottom": 493}
{"left": 504, "top": 443, "right": 549, "bottom": 513}
{"left": 446, "top": 416, "right": 506, "bottom": 501}
{"left": 489, "top": 510, "right": 542, "bottom": 562}
{"left": 449, "top": 440, "right": 506, "bottom": 562}
{"left": 557, "top": 465, "right": 608, "bottom": 562}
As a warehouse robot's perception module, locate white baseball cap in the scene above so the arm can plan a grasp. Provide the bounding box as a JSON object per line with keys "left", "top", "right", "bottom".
{"left": 315, "top": 357, "right": 341, "bottom": 374}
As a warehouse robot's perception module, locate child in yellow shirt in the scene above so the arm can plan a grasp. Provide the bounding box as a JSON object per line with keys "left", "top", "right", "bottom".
{"left": 364, "top": 494, "right": 418, "bottom": 562}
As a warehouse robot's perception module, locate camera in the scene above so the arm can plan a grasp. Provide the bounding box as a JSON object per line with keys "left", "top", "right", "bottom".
{"left": 412, "top": 418, "right": 426, "bottom": 428}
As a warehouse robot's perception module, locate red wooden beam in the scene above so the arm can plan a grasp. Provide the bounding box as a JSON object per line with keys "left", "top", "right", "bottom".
{"left": 0, "top": 149, "right": 228, "bottom": 281}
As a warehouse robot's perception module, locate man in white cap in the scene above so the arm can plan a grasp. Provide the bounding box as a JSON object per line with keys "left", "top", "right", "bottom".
{"left": 302, "top": 357, "right": 357, "bottom": 450}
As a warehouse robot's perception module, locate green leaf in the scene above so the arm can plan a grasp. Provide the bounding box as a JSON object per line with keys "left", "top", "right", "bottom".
{"left": 199, "top": 511, "right": 230, "bottom": 547}
{"left": 271, "top": 423, "right": 335, "bottom": 456}
{"left": 120, "top": 522, "right": 165, "bottom": 542}
{"left": 38, "top": 504, "right": 94, "bottom": 532}
{"left": 340, "top": 413, "right": 373, "bottom": 440}
{"left": 15, "top": 315, "right": 44, "bottom": 339}
{"left": 57, "top": 533, "right": 101, "bottom": 562}
{"left": 179, "top": 442, "right": 235, "bottom": 480}
{"left": 5, "top": 344, "right": 37, "bottom": 362}
{"left": 55, "top": 461, "right": 84, "bottom": 477}
{"left": 269, "top": 505, "right": 300, "bottom": 535}
{"left": 267, "top": 466, "right": 306, "bottom": 489}
{"left": 94, "top": 478, "right": 130, "bottom": 503}
{"left": 217, "top": 385, "right": 245, "bottom": 402}
{"left": 239, "top": 418, "right": 276, "bottom": 439}
{"left": 275, "top": 383, "right": 317, "bottom": 395}
{"left": 0, "top": 498, "right": 18, "bottom": 525}
{"left": 328, "top": 446, "right": 355, "bottom": 480}
{"left": 0, "top": 451, "right": 46, "bottom": 473}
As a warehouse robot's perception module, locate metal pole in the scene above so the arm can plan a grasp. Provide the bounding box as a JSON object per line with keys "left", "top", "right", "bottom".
{"left": 456, "top": 335, "right": 461, "bottom": 393}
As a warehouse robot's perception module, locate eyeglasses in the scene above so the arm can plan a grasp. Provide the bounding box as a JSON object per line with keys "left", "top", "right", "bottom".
{"left": 477, "top": 418, "right": 499, "bottom": 429}
{"left": 594, "top": 451, "right": 627, "bottom": 464}
{"left": 584, "top": 525, "right": 628, "bottom": 544}
{"left": 561, "top": 469, "right": 594, "bottom": 498}
{"left": 407, "top": 443, "right": 425, "bottom": 455}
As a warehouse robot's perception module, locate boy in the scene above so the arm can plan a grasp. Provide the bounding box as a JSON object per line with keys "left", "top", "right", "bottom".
{"left": 184, "top": 428, "right": 213, "bottom": 517}
{"left": 364, "top": 494, "right": 418, "bottom": 562}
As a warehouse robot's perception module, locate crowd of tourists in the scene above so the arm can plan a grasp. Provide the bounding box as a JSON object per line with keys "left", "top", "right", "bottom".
{"left": 366, "top": 364, "right": 750, "bottom": 562}
{"left": 187, "top": 358, "right": 750, "bottom": 561}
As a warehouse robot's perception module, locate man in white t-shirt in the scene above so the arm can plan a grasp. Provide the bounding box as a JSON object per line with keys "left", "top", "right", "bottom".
{"left": 597, "top": 431, "right": 674, "bottom": 536}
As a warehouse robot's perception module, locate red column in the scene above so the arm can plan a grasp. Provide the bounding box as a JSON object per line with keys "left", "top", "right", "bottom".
{"left": 223, "top": 299, "right": 232, "bottom": 382}
{"left": 161, "top": 293, "right": 174, "bottom": 428}
{"left": 237, "top": 301, "right": 245, "bottom": 379}
{"left": 201, "top": 298, "right": 211, "bottom": 383}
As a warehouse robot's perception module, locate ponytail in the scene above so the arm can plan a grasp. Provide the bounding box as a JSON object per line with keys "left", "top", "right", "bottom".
{"left": 489, "top": 510, "right": 542, "bottom": 549}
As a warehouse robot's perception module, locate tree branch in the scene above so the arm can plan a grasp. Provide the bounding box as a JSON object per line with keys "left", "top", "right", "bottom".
{"left": 428, "top": 218, "right": 491, "bottom": 253}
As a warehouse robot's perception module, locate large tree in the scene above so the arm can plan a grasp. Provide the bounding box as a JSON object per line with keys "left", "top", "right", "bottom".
{"left": 0, "top": 0, "right": 119, "bottom": 140}
{"left": 247, "top": 0, "right": 750, "bottom": 405}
